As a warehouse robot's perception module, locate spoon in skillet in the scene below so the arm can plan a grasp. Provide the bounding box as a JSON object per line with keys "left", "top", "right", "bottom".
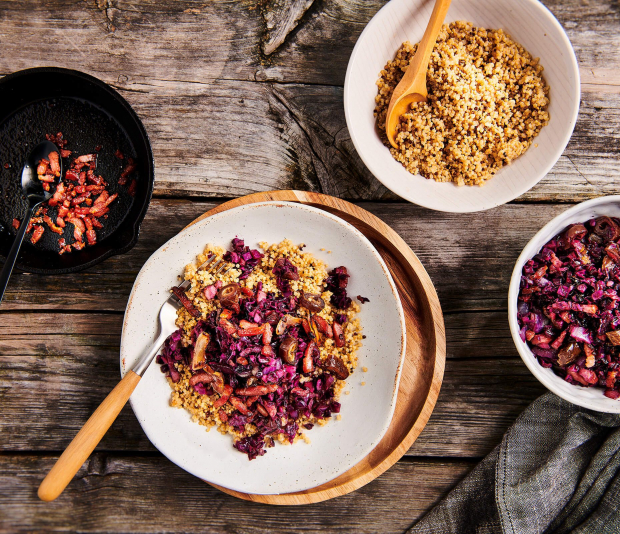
{"left": 0, "top": 141, "right": 61, "bottom": 304}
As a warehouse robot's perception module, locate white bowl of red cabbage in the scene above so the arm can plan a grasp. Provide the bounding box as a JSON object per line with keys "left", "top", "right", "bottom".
{"left": 509, "top": 196, "right": 620, "bottom": 412}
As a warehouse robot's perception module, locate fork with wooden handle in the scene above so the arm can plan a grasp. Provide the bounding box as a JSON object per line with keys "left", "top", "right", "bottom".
{"left": 37, "top": 254, "right": 230, "bottom": 501}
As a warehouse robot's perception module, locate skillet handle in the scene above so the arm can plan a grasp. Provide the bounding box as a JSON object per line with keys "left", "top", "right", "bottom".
{"left": 37, "top": 370, "right": 142, "bottom": 502}
{"left": 0, "top": 204, "right": 35, "bottom": 304}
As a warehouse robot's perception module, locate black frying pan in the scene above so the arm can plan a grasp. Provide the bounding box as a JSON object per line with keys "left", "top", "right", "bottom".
{"left": 0, "top": 67, "right": 154, "bottom": 274}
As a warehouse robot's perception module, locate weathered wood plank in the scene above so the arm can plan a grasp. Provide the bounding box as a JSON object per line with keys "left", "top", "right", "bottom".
{"left": 0, "top": 310, "right": 543, "bottom": 457}
{"left": 1, "top": 200, "right": 569, "bottom": 313}
{"left": 0, "top": 454, "right": 472, "bottom": 533}
{"left": 0, "top": 2, "right": 618, "bottom": 201}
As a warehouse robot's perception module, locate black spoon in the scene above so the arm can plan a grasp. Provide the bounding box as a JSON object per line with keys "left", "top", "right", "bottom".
{"left": 0, "top": 141, "right": 61, "bottom": 304}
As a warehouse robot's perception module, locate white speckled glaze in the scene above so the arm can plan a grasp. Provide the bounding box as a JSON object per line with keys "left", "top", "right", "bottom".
{"left": 344, "top": 0, "right": 580, "bottom": 213}
{"left": 120, "top": 201, "right": 406, "bottom": 494}
{"left": 509, "top": 196, "right": 620, "bottom": 413}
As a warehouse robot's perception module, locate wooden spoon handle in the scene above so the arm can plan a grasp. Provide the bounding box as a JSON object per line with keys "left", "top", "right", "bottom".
{"left": 38, "top": 370, "right": 141, "bottom": 502}
{"left": 401, "top": 0, "right": 452, "bottom": 95}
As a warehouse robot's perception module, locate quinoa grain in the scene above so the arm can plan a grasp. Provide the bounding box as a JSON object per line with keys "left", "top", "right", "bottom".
{"left": 374, "top": 21, "right": 550, "bottom": 186}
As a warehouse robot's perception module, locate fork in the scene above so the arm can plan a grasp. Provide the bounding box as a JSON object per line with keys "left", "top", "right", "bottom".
{"left": 38, "top": 254, "right": 230, "bottom": 502}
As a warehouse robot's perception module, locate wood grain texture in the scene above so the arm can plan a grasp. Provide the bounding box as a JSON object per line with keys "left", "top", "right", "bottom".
{"left": 0, "top": 314, "right": 541, "bottom": 459}
{"left": 1, "top": 454, "right": 473, "bottom": 533}
{"left": 0, "top": 200, "right": 569, "bottom": 313}
{"left": 0, "top": 1, "right": 617, "bottom": 201}
{"left": 37, "top": 370, "right": 141, "bottom": 502}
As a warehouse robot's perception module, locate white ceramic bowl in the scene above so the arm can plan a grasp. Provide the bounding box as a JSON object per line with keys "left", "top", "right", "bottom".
{"left": 344, "top": 0, "right": 580, "bottom": 213}
{"left": 509, "top": 196, "right": 620, "bottom": 413}
{"left": 120, "top": 201, "right": 406, "bottom": 494}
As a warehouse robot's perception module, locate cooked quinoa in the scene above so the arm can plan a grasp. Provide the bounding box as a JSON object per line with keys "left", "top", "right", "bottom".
{"left": 158, "top": 239, "right": 363, "bottom": 459}
{"left": 374, "top": 21, "right": 550, "bottom": 186}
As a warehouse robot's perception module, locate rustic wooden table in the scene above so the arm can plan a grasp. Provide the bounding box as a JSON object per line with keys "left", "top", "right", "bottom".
{"left": 0, "top": 0, "right": 617, "bottom": 532}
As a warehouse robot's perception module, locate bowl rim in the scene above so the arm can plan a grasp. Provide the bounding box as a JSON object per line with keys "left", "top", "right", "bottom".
{"left": 121, "top": 200, "right": 408, "bottom": 494}
{"left": 508, "top": 196, "right": 620, "bottom": 413}
{"left": 343, "top": 0, "right": 581, "bottom": 213}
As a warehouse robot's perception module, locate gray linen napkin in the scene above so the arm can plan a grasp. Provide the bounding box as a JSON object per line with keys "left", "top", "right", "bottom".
{"left": 407, "top": 392, "right": 620, "bottom": 534}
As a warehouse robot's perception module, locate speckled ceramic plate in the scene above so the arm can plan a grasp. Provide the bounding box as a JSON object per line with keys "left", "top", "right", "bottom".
{"left": 120, "top": 201, "right": 406, "bottom": 495}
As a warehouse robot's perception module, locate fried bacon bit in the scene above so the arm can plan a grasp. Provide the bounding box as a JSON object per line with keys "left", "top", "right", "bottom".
{"left": 171, "top": 286, "right": 201, "bottom": 318}
{"left": 3, "top": 162, "right": 9, "bottom": 169}
{"left": 128, "top": 179, "right": 137, "bottom": 196}
{"left": 118, "top": 157, "right": 136, "bottom": 185}
{"left": 48, "top": 152, "right": 61, "bottom": 176}
{"left": 30, "top": 134, "right": 125, "bottom": 255}
{"left": 12, "top": 219, "right": 20, "bottom": 230}
{"left": 114, "top": 149, "right": 124, "bottom": 160}
{"left": 84, "top": 217, "right": 97, "bottom": 246}
{"left": 67, "top": 217, "right": 85, "bottom": 242}
{"left": 43, "top": 215, "right": 63, "bottom": 234}
{"left": 26, "top": 217, "right": 43, "bottom": 233}
{"left": 30, "top": 225, "right": 44, "bottom": 244}
{"left": 229, "top": 396, "right": 249, "bottom": 415}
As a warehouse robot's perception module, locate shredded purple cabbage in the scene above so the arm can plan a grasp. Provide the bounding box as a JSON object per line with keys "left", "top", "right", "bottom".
{"left": 223, "top": 237, "right": 264, "bottom": 279}
{"left": 326, "top": 266, "right": 352, "bottom": 309}
{"left": 517, "top": 217, "right": 620, "bottom": 399}
{"left": 157, "top": 239, "right": 352, "bottom": 459}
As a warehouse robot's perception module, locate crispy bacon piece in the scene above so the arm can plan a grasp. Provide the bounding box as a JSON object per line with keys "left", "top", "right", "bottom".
{"left": 60, "top": 149, "right": 72, "bottom": 158}
{"left": 171, "top": 286, "right": 201, "bottom": 318}
{"left": 12, "top": 219, "right": 19, "bottom": 230}
{"left": 48, "top": 151, "right": 60, "bottom": 176}
{"left": 37, "top": 160, "right": 49, "bottom": 175}
{"left": 91, "top": 217, "right": 103, "bottom": 229}
{"left": 67, "top": 217, "right": 85, "bottom": 242}
{"left": 26, "top": 217, "right": 43, "bottom": 233}
{"left": 84, "top": 217, "right": 97, "bottom": 246}
{"left": 118, "top": 157, "right": 136, "bottom": 185}
{"left": 74, "top": 154, "right": 96, "bottom": 165}
{"left": 90, "top": 192, "right": 117, "bottom": 216}
{"left": 229, "top": 396, "right": 249, "bottom": 415}
{"left": 30, "top": 225, "right": 44, "bottom": 244}
{"left": 43, "top": 215, "right": 63, "bottom": 234}
{"left": 114, "top": 149, "right": 124, "bottom": 160}
{"left": 72, "top": 241, "right": 85, "bottom": 251}
{"left": 213, "top": 384, "right": 233, "bottom": 409}
{"left": 234, "top": 384, "right": 278, "bottom": 396}
{"left": 65, "top": 169, "right": 79, "bottom": 182}
{"left": 128, "top": 179, "right": 137, "bottom": 196}
{"left": 56, "top": 217, "right": 65, "bottom": 228}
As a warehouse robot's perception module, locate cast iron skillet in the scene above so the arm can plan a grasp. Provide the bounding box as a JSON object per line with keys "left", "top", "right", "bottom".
{"left": 0, "top": 67, "right": 154, "bottom": 274}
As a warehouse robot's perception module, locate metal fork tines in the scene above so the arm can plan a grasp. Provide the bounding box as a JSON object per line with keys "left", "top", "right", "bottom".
{"left": 176, "top": 253, "right": 232, "bottom": 292}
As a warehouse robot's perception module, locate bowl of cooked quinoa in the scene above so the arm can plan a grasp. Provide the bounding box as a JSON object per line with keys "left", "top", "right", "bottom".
{"left": 344, "top": 0, "right": 580, "bottom": 212}
{"left": 120, "top": 201, "right": 406, "bottom": 494}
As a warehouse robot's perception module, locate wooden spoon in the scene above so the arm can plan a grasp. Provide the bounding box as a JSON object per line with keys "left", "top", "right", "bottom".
{"left": 385, "top": 0, "right": 452, "bottom": 148}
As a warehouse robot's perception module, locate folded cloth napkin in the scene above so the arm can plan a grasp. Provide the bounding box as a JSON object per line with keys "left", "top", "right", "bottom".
{"left": 407, "top": 392, "right": 620, "bottom": 534}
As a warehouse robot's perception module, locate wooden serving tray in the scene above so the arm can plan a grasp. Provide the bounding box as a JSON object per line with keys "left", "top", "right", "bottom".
{"left": 186, "top": 191, "right": 446, "bottom": 505}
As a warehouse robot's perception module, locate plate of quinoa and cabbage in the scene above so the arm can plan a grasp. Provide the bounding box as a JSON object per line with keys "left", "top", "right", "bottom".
{"left": 344, "top": 0, "right": 580, "bottom": 212}
{"left": 120, "top": 202, "right": 406, "bottom": 494}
